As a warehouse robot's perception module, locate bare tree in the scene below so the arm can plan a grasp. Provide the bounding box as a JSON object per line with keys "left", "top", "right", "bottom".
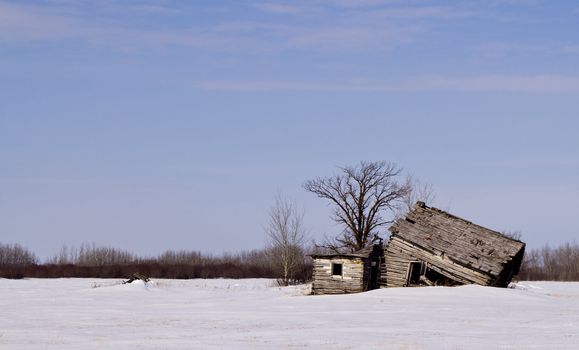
{"left": 303, "top": 161, "right": 410, "bottom": 252}
{"left": 0, "top": 243, "right": 37, "bottom": 266}
{"left": 265, "top": 195, "right": 308, "bottom": 286}
{"left": 399, "top": 174, "right": 436, "bottom": 216}
{"left": 502, "top": 230, "right": 523, "bottom": 241}
{"left": 47, "top": 245, "right": 77, "bottom": 265}
{"left": 76, "top": 243, "right": 136, "bottom": 266}
{"left": 517, "top": 242, "right": 579, "bottom": 281}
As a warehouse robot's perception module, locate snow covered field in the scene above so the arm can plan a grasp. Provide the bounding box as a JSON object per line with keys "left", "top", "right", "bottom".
{"left": 1, "top": 278, "right": 578, "bottom": 349}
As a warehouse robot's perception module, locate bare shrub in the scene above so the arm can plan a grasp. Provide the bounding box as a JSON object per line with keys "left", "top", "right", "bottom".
{"left": 0, "top": 243, "right": 37, "bottom": 266}
{"left": 156, "top": 250, "right": 203, "bottom": 265}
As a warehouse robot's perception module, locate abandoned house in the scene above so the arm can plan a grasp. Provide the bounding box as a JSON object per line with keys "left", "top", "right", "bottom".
{"left": 310, "top": 244, "right": 382, "bottom": 295}
{"left": 381, "top": 202, "right": 526, "bottom": 288}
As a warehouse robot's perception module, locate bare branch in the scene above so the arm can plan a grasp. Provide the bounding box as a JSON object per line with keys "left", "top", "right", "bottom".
{"left": 397, "top": 174, "right": 436, "bottom": 217}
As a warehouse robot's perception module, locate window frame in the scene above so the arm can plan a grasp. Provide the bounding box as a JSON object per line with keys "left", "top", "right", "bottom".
{"left": 406, "top": 261, "right": 427, "bottom": 286}
{"left": 331, "top": 262, "right": 343, "bottom": 277}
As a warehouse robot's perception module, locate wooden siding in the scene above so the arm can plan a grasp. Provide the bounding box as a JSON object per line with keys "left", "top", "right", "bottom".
{"left": 389, "top": 202, "right": 525, "bottom": 279}
{"left": 381, "top": 235, "right": 493, "bottom": 287}
{"left": 312, "top": 257, "right": 365, "bottom": 294}
{"left": 382, "top": 202, "right": 526, "bottom": 288}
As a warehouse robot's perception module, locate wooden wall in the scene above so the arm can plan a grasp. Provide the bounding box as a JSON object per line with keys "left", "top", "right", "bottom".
{"left": 388, "top": 202, "right": 525, "bottom": 287}
{"left": 312, "top": 257, "right": 366, "bottom": 294}
{"left": 381, "top": 236, "right": 494, "bottom": 288}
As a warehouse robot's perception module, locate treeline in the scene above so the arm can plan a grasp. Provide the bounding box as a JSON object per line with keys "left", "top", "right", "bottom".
{"left": 4, "top": 241, "right": 579, "bottom": 282}
{"left": 519, "top": 242, "right": 579, "bottom": 281}
{"left": 0, "top": 242, "right": 311, "bottom": 281}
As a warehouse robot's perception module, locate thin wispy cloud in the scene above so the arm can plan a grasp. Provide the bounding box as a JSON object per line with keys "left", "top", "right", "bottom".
{"left": 252, "top": 2, "right": 306, "bottom": 15}
{"left": 476, "top": 156, "right": 579, "bottom": 169}
{"left": 1, "top": 1, "right": 576, "bottom": 72}
{"left": 488, "top": 0, "right": 542, "bottom": 6}
{"left": 192, "top": 75, "right": 579, "bottom": 93}
{"left": 253, "top": 1, "right": 478, "bottom": 20}
{"left": 471, "top": 42, "right": 551, "bottom": 63}
{"left": 128, "top": 3, "right": 182, "bottom": 15}
{"left": 471, "top": 42, "right": 579, "bottom": 65}
{"left": 0, "top": 2, "right": 263, "bottom": 52}
{"left": 0, "top": 2, "right": 77, "bottom": 41}
{"left": 0, "top": 0, "right": 487, "bottom": 53}
{"left": 0, "top": 177, "right": 97, "bottom": 185}
{"left": 367, "top": 6, "right": 478, "bottom": 20}
{"left": 282, "top": 24, "right": 418, "bottom": 52}
{"left": 254, "top": 0, "right": 412, "bottom": 13}
{"left": 562, "top": 45, "right": 579, "bottom": 54}
{"left": 325, "top": 0, "right": 403, "bottom": 8}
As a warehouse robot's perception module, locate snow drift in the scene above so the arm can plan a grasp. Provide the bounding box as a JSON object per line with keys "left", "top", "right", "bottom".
{"left": 0, "top": 278, "right": 577, "bottom": 349}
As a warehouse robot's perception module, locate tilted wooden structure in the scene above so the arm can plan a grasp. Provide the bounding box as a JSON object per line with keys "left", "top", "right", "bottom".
{"left": 381, "top": 202, "right": 525, "bottom": 288}
{"left": 310, "top": 244, "right": 382, "bottom": 295}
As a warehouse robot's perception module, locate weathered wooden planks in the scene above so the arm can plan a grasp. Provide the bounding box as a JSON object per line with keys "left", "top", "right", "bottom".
{"left": 311, "top": 244, "right": 382, "bottom": 295}
{"left": 392, "top": 203, "right": 524, "bottom": 272}
{"left": 382, "top": 236, "right": 491, "bottom": 287}
{"left": 314, "top": 203, "right": 525, "bottom": 293}
{"left": 312, "top": 257, "right": 365, "bottom": 294}
{"left": 382, "top": 202, "right": 526, "bottom": 288}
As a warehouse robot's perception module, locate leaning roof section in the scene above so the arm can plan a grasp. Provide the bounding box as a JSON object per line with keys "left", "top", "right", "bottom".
{"left": 389, "top": 202, "right": 525, "bottom": 276}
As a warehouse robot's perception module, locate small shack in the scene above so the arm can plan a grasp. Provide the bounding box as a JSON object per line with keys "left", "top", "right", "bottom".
{"left": 310, "top": 244, "right": 382, "bottom": 295}
{"left": 381, "top": 202, "right": 525, "bottom": 288}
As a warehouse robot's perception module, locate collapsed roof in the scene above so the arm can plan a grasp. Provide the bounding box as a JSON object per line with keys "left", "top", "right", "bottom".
{"left": 385, "top": 202, "right": 525, "bottom": 287}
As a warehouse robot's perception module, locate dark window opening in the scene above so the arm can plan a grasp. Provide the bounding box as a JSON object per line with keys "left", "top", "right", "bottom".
{"left": 332, "top": 263, "right": 343, "bottom": 276}
{"left": 407, "top": 261, "right": 426, "bottom": 285}
{"left": 406, "top": 261, "right": 463, "bottom": 287}
{"left": 424, "top": 268, "right": 462, "bottom": 286}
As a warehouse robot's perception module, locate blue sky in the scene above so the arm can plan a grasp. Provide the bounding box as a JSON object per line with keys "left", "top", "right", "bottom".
{"left": 1, "top": 0, "right": 578, "bottom": 259}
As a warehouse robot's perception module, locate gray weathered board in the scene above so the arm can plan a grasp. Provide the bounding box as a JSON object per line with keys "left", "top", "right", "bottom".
{"left": 381, "top": 202, "right": 525, "bottom": 288}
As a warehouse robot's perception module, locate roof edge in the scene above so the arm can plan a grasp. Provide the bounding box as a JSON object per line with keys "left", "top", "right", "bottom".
{"left": 394, "top": 201, "right": 525, "bottom": 245}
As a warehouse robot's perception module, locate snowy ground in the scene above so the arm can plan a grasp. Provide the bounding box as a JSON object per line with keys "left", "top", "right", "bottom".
{"left": 1, "top": 278, "right": 578, "bottom": 349}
